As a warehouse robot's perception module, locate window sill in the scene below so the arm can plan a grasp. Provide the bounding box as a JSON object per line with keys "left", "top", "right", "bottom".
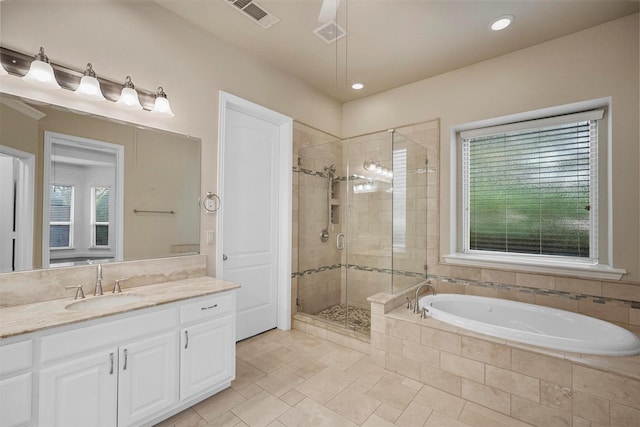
{"left": 443, "top": 253, "right": 626, "bottom": 281}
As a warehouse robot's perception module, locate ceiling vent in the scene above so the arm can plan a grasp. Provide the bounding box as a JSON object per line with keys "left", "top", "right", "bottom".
{"left": 314, "top": 20, "right": 347, "bottom": 44}
{"left": 226, "top": 0, "right": 280, "bottom": 29}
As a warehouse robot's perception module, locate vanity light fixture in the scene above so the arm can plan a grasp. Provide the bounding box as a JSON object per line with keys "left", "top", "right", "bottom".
{"left": 74, "top": 63, "right": 106, "bottom": 101}
{"left": 116, "top": 76, "right": 143, "bottom": 110}
{"left": 1, "top": 46, "right": 174, "bottom": 116}
{"left": 22, "top": 47, "right": 61, "bottom": 89}
{"left": 151, "top": 86, "right": 175, "bottom": 118}
{"left": 490, "top": 15, "right": 514, "bottom": 31}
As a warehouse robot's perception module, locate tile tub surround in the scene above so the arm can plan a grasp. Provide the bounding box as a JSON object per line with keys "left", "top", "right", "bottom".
{"left": 370, "top": 298, "right": 640, "bottom": 427}
{"left": 0, "top": 254, "right": 207, "bottom": 307}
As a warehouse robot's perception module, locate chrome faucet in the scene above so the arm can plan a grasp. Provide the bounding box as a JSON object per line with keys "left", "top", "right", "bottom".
{"left": 413, "top": 280, "right": 437, "bottom": 314}
{"left": 94, "top": 264, "right": 104, "bottom": 296}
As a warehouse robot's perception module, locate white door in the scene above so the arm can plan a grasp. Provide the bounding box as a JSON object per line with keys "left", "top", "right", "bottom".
{"left": 39, "top": 350, "right": 118, "bottom": 427}
{"left": 180, "top": 317, "right": 234, "bottom": 400}
{"left": 0, "top": 147, "right": 34, "bottom": 273}
{"left": 218, "top": 92, "right": 292, "bottom": 341}
{"left": 117, "top": 332, "right": 178, "bottom": 427}
{"left": 0, "top": 156, "right": 14, "bottom": 273}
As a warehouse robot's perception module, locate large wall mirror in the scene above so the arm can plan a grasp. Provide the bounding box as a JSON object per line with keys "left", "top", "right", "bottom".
{"left": 0, "top": 93, "right": 201, "bottom": 273}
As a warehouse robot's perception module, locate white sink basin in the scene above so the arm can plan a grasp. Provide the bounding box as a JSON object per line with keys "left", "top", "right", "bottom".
{"left": 66, "top": 293, "right": 144, "bottom": 311}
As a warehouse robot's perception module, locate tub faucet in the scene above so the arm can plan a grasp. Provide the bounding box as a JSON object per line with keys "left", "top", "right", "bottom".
{"left": 414, "top": 280, "right": 437, "bottom": 314}
{"left": 94, "top": 264, "right": 103, "bottom": 296}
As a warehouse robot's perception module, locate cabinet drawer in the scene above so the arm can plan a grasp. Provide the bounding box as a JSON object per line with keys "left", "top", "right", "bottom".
{"left": 0, "top": 340, "right": 32, "bottom": 376}
{"left": 180, "top": 293, "right": 233, "bottom": 325}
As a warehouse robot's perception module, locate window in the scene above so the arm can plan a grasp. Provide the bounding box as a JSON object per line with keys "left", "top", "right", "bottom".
{"left": 49, "top": 184, "right": 74, "bottom": 248}
{"left": 463, "top": 112, "right": 600, "bottom": 260}
{"left": 447, "top": 102, "right": 625, "bottom": 280}
{"left": 91, "top": 187, "right": 110, "bottom": 247}
{"left": 392, "top": 148, "right": 407, "bottom": 251}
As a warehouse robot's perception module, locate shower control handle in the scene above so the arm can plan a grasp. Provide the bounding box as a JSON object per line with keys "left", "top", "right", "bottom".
{"left": 337, "top": 233, "right": 345, "bottom": 250}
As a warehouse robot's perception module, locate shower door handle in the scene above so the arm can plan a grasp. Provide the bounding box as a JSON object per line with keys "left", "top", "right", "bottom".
{"left": 336, "top": 233, "right": 345, "bottom": 250}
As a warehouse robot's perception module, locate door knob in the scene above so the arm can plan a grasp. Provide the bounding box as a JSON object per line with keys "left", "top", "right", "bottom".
{"left": 223, "top": 254, "right": 228, "bottom": 261}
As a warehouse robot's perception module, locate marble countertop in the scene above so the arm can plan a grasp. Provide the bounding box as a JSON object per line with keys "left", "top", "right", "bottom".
{"left": 0, "top": 276, "right": 240, "bottom": 339}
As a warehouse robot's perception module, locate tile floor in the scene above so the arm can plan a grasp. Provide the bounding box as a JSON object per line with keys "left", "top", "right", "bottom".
{"left": 155, "top": 328, "right": 531, "bottom": 427}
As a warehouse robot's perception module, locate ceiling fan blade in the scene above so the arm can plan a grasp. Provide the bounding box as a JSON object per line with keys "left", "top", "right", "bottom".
{"left": 318, "top": 0, "right": 339, "bottom": 23}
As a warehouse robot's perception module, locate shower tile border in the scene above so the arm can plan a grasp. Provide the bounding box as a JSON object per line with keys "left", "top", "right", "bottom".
{"left": 292, "top": 264, "right": 638, "bottom": 310}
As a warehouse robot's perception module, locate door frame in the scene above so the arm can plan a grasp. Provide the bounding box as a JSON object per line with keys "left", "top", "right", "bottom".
{"left": 43, "top": 131, "right": 124, "bottom": 268}
{"left": 0, "top": 145, "right": 34, "bottom": 271}
{"left": 217, "top": 91, "right": 292, "bottom": 332}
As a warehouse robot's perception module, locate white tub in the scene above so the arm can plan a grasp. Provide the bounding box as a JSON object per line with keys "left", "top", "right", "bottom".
{"left": 419, "top": 294, "right": 640, "bottom": 356}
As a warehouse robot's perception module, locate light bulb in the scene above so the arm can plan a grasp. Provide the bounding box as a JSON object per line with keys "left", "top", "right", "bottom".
{"left": 22, "top": 47, "right": 61, "bottom": 89}
{"left": 116, "top": 76, "right": 142, "bottom": 110}
{"left": 151, "top": 86, "right": 175, "bottom": 117}
{"left": 74, "top": 63, "right": 105, "bottom": 101}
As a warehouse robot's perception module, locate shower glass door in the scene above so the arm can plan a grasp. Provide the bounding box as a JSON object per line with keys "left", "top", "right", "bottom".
{"left": 342, "top": 132, "right": 394, "bottom": 331}
{"left": 296, "top": 130, "right": 426, "bottom": 334}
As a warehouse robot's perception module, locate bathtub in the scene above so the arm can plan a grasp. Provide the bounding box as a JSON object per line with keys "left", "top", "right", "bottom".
{"left": 418, "top": 294, "right": 640, "bottom": 356}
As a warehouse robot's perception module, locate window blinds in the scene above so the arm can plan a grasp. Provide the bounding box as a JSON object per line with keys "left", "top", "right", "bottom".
{"left": 392, "top": 148, "right": 407, "bottom": 250}
{"left": 462, "top": 112, "right": 601, "bottom": 259}
{"left": 50, "top": 184, "right": 73, "bottom": 248}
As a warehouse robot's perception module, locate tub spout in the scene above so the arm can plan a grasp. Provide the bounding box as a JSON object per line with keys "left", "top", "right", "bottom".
{"left": 414, "top": 280, "right": 437, "bottom": 314}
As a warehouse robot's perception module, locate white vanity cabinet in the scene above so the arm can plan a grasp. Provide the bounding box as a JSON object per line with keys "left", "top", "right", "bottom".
{"left": 0, "top": 340, "right": 33, "bottom": 427}
{"left": 0, "top": 287, "right": 237, "bottom": 427}
{"left": 38, "top": 308, "right": 179, "bottom": 427}
{"left": 179, "top": 293, "right": 235, "bottom": 400}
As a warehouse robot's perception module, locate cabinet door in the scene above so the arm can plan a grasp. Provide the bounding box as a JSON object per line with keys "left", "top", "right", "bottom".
{"left": 39, "top": 350, "right": 118, "bottom": 427}
{"left": 0, "top": 373, "right": 31, "bottom": 427}
{"left": 117, "top": 331, "right": 178, "bottom": 427}
{"left": 180, "top": 317, "right": 235, "bottom": 400}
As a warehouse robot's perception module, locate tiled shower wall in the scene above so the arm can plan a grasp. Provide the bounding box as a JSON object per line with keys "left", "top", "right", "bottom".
{"left": 293, "top": 116, "right": 639, "bottom": 334}
{"left": 292, "top": 120, "right": 440, "bottom": 315}
{"left": 292, "top": 123, "right": 342, "bottom": 315}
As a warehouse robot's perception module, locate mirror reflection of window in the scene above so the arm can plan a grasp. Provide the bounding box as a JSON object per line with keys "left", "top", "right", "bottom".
{"left": 91, "top": 186, "right": 110, "bottom": 248}
{"left": 49, "top": 184, "right": 74, "bottom": 249}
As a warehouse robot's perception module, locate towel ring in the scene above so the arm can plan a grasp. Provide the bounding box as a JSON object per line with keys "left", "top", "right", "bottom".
{"left": 203, "top": 192, "right": 220, "bottom": 213}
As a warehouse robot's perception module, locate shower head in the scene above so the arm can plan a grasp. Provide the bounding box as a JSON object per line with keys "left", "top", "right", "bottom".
{"left": 325, "top": 164, "right": 336, "bottom": 174}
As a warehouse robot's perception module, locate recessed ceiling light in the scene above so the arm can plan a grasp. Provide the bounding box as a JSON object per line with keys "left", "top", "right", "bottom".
{"left": 490, "top": 15, "right": 514, "bottom": 31}
{"left": 351, "top": 82, "right": 365, "bottom": 90}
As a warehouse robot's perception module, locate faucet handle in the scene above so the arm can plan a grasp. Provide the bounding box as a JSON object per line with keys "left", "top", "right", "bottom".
{"left": 66, "top": 285, "right": 85, "bottom": 300}
{"left": 113, "top": 278, "right": 129, "bottom": 293}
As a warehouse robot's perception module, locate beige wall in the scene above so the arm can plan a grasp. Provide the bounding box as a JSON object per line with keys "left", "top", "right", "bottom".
{"left": 0, "top": 0, "right": 342, "bottom": 275}
{"left": 343, "top": 14, "right": 640, "bottom": 285}
{"left": 2, "top": 1, "right": 637, "bottom": 304}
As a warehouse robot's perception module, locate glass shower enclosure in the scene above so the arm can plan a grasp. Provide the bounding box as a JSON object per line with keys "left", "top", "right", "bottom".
{"left": 296, "top": 130, "right": 427, "bottom": 334}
